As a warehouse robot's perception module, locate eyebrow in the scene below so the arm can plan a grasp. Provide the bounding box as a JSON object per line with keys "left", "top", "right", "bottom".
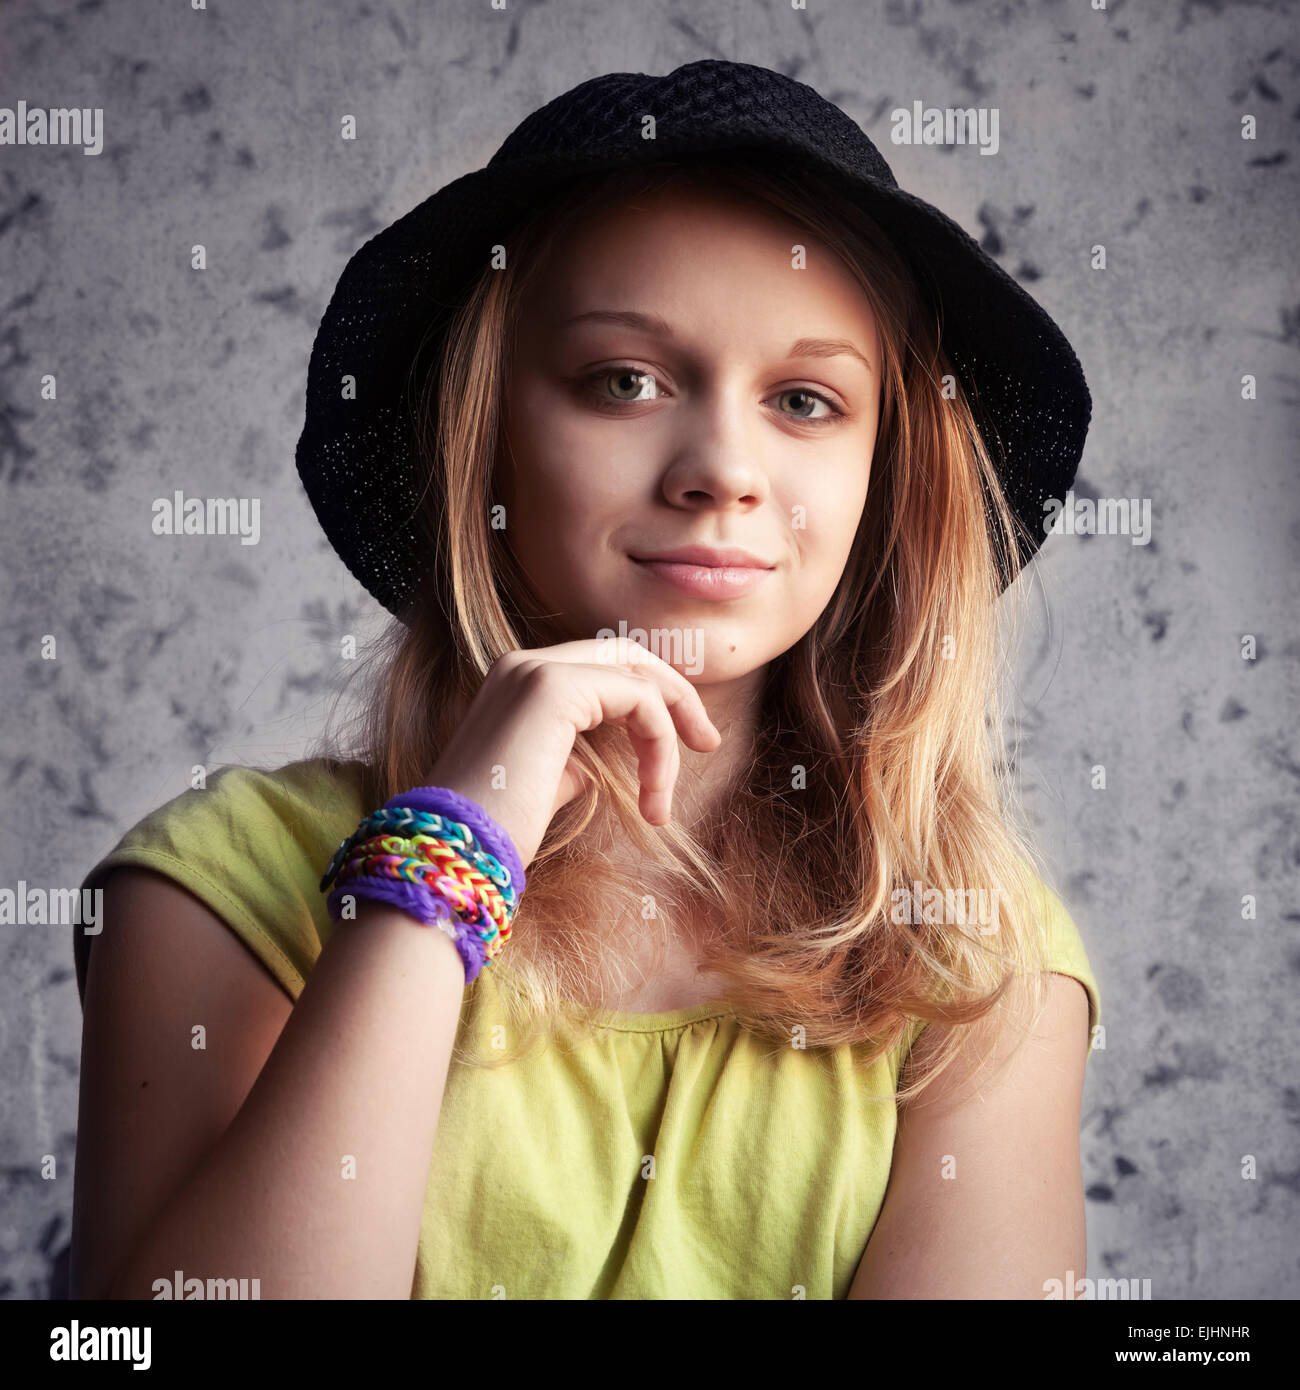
{"left": 558, "top": 308, "right": 872, "bottom": 372}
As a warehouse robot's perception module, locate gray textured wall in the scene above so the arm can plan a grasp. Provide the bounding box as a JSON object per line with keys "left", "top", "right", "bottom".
{"left": 2, "top": 0, "right": 1296, "bottom": 1301}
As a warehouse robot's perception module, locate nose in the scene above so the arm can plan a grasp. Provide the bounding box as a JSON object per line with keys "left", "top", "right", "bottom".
{"left": 657, "top": 384, "right": 770, "bottom": 512}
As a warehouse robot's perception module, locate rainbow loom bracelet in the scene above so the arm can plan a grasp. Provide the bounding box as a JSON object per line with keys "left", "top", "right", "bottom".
{"left": 335, "top": 837, "right": 512, "bottom": 947}
{"left": 325, "top": 835, "right": 506, "bottom": 980}
{"left": 319, "top": 787, "right": 526, "bottom": 984}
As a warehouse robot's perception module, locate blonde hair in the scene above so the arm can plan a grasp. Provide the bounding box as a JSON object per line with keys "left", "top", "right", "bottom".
{"left": 318, "top": 150, "right": 1057, "bottom": 1103}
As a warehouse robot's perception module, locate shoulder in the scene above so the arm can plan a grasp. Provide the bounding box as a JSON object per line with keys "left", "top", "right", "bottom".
{"left": 144, "top": 757, "right": 366, "bottom": 828}
{"left": 76, "top": 758, "right": 370, "bottom": 1005}
{"left": 894, "top": 867, "right": 1102, "bottom": 1082}
{"left": 87, "top": 756, "right": 369, "bottom": 888}
{"left": 892, "top": 867, "right": 1096, "bottom": 1157}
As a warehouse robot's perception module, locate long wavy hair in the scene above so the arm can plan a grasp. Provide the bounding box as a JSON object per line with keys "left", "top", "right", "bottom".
{"left": 317, "top": 148, "right": 1059, "bottom": 1103}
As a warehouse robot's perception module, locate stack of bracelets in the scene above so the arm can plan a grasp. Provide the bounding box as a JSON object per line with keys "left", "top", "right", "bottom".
{"left": 318, "top": 786, "right": 526, "bottom": 984}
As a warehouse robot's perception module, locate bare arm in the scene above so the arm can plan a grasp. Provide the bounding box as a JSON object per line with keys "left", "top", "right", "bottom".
{"left": 71, "top": 867, "right": 466, "bottom": 1299}
{"left": 848, "top": 973, "right": 1091, "bottom": 1299}
{"left": 72, "top": 639, "right": 717, "bottom": 1300}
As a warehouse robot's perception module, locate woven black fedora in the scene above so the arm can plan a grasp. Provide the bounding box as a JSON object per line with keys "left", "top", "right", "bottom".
{"left": 296, "top": 58, "right": 1091, "bottom": 619}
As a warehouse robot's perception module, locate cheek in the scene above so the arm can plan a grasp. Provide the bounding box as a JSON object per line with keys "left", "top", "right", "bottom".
{"left": 503, "top": 381, "right": 580, "bottom": 519}
{"left": 502, "top": 383, "right": 625, "bottom": 583}
{"left": 787, "top": 464, "right": 868, "bottom": 554}
{"left": 517, "top": 429, "right": 649, "bottom": 535}
{"left": 780, "top": 474, "right": 869, "bottom": 619}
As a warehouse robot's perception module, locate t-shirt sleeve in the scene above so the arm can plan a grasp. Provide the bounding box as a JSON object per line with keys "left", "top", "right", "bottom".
{"left": 895, "top": 870, "right": 1103, "bottom": 1079}
{"left": 1029, "top": 873, "right": 1102, "bottom": 1044}
{"left": 74, "top": 762, "right": 357, "bottom": 1008}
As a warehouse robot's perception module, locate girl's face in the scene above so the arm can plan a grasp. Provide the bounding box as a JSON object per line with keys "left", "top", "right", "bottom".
{"left": 499, "top": 179, "right": 881, "bottom": 687}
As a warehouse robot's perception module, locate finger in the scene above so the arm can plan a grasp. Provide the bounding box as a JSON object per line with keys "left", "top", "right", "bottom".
{"left": 585, "top": 667, "right": 682, "bottom": 825}
{"left": 627, "top": 717, "right": 680, "bottom": 825}
{"left": 562, "top": 637, "right": 720, "bottom": 750}
{"left": 567, "top": 662, "right": 714, "bottom": 779}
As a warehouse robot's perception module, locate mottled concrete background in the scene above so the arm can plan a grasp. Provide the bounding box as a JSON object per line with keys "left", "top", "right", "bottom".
{"left": 2, "top": 0, "right": 1296, "bottom": 1301}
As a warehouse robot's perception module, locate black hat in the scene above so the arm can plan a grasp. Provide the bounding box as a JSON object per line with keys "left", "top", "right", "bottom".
{"left": 296, "top": 58, "right": 1091, "bottom": 619}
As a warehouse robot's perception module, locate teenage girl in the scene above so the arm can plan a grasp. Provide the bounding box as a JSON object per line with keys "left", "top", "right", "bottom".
{"left": 71, "top": 63, "right": 1100, "bottom": 1301}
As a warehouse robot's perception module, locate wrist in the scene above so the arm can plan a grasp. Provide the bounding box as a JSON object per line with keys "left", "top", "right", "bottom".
{"left": 340, "top": 900, "right": 469, "bottom": 988}
{"left": 320, "top": 787, "right": 522, "bottom": 986}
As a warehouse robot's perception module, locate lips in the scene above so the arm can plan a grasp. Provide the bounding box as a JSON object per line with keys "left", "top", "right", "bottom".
{"left": 630, "top": 551, "right": 776, "bottom": 600}
{"left": 629, "top": 545, "right": 774, "bottom": 569}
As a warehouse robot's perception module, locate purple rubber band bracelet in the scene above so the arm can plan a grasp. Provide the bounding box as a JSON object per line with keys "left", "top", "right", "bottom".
{"left": 383, "top": 786, "right": 527, "bottom": 898}
{"left": 327, "top": 874, "right": 491, "bottom": 983}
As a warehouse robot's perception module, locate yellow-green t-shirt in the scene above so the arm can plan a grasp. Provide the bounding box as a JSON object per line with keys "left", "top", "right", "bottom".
{"left": 75, "top": 758, "right": 1102, "bottom": 1300}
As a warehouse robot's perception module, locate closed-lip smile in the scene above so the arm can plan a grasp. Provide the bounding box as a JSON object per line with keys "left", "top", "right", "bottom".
{"left": 629, "top": 545, "right": 777, "bottom": 601}
{"left": 629, "top": 545, "right": 774, "bottom": 569}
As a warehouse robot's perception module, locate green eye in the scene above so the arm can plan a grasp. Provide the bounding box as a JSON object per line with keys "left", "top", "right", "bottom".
{"left": 605, "top": 369, "right": 658, "bottom": 401}
{"left": 584, "top": 368, "right": 843, "bottom": 426}
{"left": 777, "top": 389, "right": 832, "bottom": 420}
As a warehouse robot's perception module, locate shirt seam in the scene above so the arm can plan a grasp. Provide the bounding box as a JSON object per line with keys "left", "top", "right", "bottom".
{"left": 583, "top": 1007, "right": 739, "bottom": 1035}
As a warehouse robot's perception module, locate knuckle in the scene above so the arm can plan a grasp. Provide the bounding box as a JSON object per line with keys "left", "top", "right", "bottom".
{"left": 489, "top": 649, "right": 526, "bottom": 681}
{"left": 517, "top": 658, "right": 559, "bottom": 695}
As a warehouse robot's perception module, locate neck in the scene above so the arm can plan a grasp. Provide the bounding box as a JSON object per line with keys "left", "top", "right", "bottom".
{"left": 669, "top": 665, "right": 765, "bottom": 830}
{"left": 569, "top": 668, "right": 767, "bottom": 979}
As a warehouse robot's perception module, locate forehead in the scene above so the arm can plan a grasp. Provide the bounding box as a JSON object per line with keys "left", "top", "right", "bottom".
{"left": 516, "top": 178, "right": 877, "bottom": 345}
